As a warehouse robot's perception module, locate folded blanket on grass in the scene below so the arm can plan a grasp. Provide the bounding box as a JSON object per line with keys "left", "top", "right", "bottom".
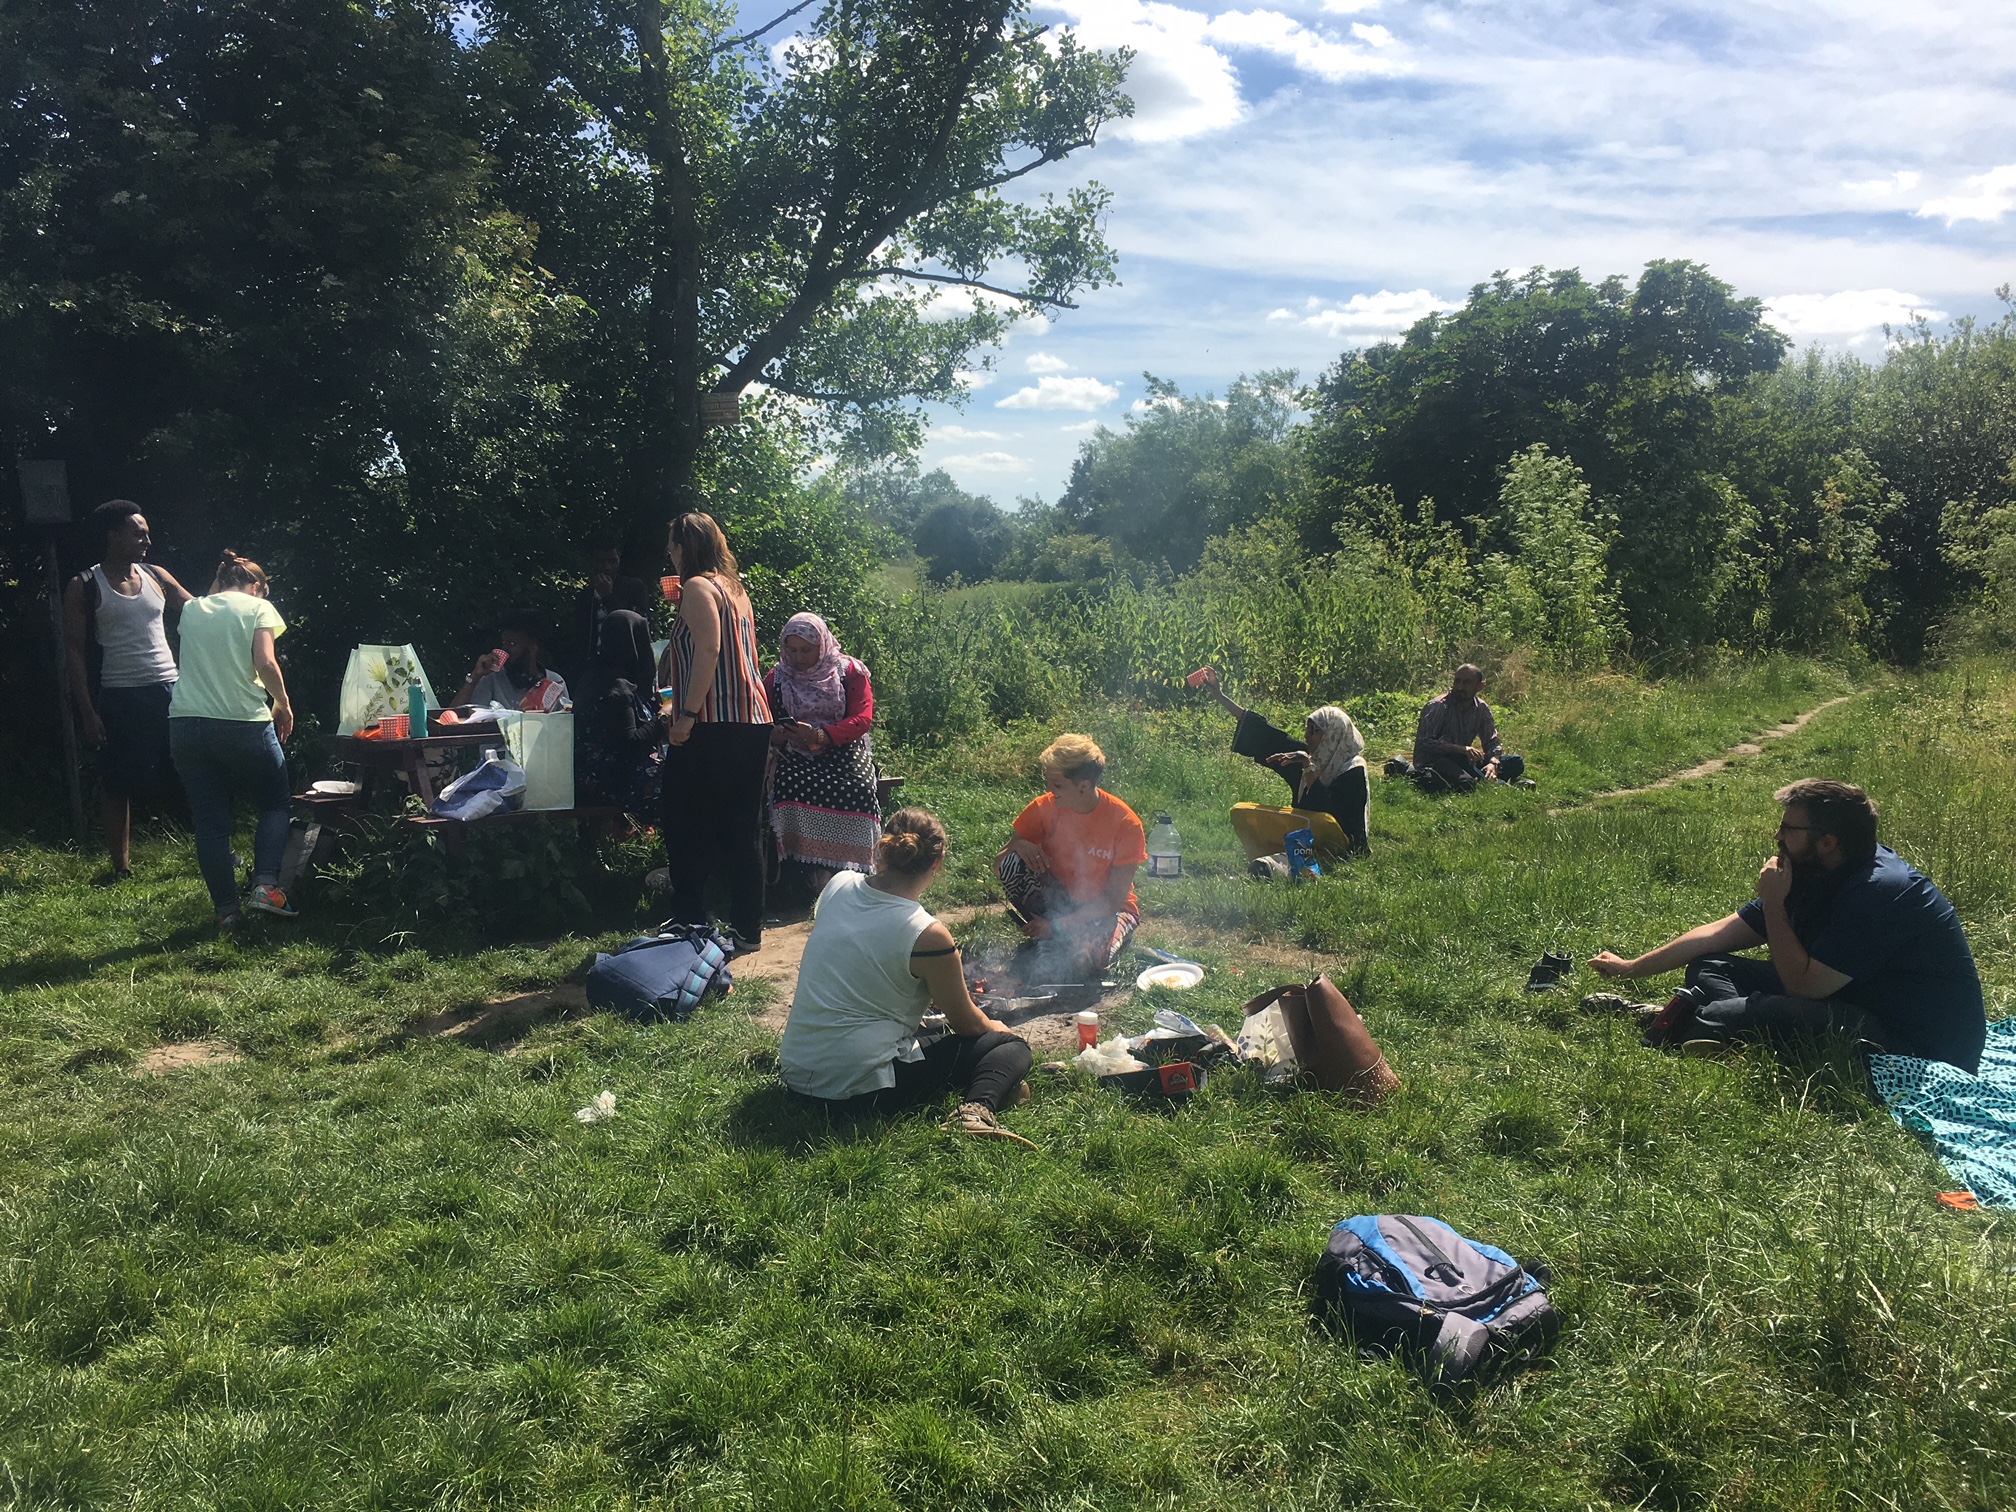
{"left": 1869, "top": 1018, "right": 2016, "bottom": 1210}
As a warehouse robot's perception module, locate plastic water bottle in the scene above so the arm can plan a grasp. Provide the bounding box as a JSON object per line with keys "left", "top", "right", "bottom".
{"left": 407, "top": 680, "right": 427, "bottom": 740}
{"left": 1147, "top": 813, "right": 1182, "bottom": 879}
{"left": 1076, "top": 1010, "right": 1100, "bottom": 1050}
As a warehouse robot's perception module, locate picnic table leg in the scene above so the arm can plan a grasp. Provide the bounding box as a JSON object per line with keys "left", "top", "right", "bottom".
{"left": 405, "top": 745, "right": 440, "bottom": 810}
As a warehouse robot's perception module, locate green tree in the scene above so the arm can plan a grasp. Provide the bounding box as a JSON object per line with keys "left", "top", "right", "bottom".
{"left": 472, "top": 0, "right": 1131, "bottom": 562}
{"left": 1474, "top": 445, "right": 1624, "bottom": 667}
{"left": 0, "top": 0, "right": 580, "bottom": 703}
{"left": 1055, "top": 370, "right": 1305, "bottom": 572}
{"left": 1307, "top": 261, "right": 1786, "bottom": 653}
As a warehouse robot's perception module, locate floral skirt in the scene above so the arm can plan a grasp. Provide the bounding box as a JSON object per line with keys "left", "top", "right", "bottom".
{"left": 771, "top": 736, "right": 880, "bottom": 872}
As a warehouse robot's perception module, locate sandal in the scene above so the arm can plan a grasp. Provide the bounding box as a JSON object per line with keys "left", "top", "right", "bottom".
{"left": 947, "top": 1102, "right": 1039, "bottom": 1150}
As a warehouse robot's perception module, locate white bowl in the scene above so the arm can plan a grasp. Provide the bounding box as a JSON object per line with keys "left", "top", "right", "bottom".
{"left": 311, "top": 779, "right": 362, "bottom": 796}
{"left": 1135, "top": 961, "right": 1205, "bottom": 991}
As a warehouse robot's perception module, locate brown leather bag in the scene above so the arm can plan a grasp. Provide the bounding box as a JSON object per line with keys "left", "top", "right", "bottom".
{"left": 1243, "top": 975, "right": 1399, "bottom": 1105}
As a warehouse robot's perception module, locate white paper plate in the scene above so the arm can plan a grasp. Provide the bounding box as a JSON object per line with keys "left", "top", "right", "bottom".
{"left": 311, "top": 779, "right": 361, "bottom": 796}
{"left": 1135, "top": 961, "right": 1205, "bottom": 991}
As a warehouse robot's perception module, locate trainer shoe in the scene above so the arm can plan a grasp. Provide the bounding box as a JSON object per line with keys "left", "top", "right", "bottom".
{"left": 247, "top": 884, "right": 299, "bottom": 919}
{"left": 1524, "top": 951, "right": 1575, "bottom": 992}
{"left": 1580, "top": 992, "right": 1663, "bottom": 1020}
{"left": 947, "top": 1102, "right": 1039, "bottom": 1149}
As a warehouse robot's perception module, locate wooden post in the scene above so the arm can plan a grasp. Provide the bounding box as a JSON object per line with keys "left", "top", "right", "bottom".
{"left": 19, "top": 461, "right": 85, "bottom": 843}
{"left": 46, "top": 538, "right": 87, "bottom": 843}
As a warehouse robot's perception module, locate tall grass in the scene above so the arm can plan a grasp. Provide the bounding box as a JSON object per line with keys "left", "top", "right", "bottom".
{"left": 857, "top": 531, "right": 1447, "bottom": 746}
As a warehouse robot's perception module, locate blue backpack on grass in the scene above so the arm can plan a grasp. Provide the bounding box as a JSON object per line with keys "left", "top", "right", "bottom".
{"left": 1315, "top": 1214, "right": 1558, "bottom": 1385}
{"left": 585, "top": 924, "right": 734, "bottom": 1023}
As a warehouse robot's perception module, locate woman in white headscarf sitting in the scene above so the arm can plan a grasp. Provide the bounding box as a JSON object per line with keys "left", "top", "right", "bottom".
{"left": 763, "top": 611, "right": 880, "bottom": 891}
{"left": 1197, "top": 668, "right": 1371, "bottom": 855}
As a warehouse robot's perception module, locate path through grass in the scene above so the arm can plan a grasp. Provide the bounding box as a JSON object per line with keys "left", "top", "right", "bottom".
{"left": 5, "top": 656, "right": 2014, "bottom": 1510}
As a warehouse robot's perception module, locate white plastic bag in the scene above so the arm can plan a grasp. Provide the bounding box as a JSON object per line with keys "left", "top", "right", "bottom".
{"left": 338, "top": 644, "right": 441, "bottom": 735}
{"left": 499, "top": 710, "right": 576, "bottom": 811}
{"left": 431, "top": 753, "right": 527, "bottom": 821}
{"left": 575, "top": 1090, "right": 617, "bottom": 1124}
{"left": 1075, "top": 1036, "right": 1148, "bottom": 1076}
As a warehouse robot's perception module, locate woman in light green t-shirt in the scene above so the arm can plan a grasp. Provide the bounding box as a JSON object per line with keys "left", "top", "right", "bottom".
{"left": 168, "top": 551, "right": 299, "bottom": 926}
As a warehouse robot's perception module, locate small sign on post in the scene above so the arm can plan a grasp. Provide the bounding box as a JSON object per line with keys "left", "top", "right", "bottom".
{"left": 699, "top": 391, "right": 741, "bottom": 432}
{"left": 18, "top": 459, "right": 72, "bottom": 523}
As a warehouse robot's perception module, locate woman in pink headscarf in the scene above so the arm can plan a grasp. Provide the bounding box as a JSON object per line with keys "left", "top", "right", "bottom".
{"left": 763, "top": 612, "right": 880, "bottom": 892}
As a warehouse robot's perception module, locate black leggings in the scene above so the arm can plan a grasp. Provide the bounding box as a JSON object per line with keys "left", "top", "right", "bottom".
{"left": 825, "top": 1031, "right": 1033, "bottom": 1115}
{"left": 660, "top": 721, "right": 771, "bottom": 941}
{"left": 1685, "top": 955, "right": 1882, "bottom": 1049}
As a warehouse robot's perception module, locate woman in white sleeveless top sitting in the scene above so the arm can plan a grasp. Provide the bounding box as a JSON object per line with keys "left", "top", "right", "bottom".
{"left": 782, "top": 809, "right": 1035, "bottom": 1143}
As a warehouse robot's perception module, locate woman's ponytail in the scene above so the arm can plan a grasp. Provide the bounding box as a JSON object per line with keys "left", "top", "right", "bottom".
{"left": 211, "top": 550, "right": 269, "bottom": 593}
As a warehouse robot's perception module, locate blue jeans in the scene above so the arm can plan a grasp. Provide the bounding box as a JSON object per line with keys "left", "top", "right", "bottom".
{"left": 170, "top": 717, "right": 292, "bottom": 912}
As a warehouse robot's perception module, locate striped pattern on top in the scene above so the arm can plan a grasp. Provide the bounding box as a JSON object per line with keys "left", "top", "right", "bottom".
{"left": 661, "top": 578, "right": 772, "bottom": 725}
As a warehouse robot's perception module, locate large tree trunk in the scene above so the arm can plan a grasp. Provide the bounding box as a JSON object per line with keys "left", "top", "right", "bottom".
{"left": 626, "top": 0, "right": 706, "bottom": 575}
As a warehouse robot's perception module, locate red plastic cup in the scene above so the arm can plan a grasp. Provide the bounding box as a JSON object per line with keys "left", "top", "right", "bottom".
{"left": 1186, "top": 667, "right": 1213, "bottom": 688}
{"left": 388, "top": 714, "right": 410, "bottom": 740}
{"left": 659, "top": 574, "right": 682, "bottom": 602}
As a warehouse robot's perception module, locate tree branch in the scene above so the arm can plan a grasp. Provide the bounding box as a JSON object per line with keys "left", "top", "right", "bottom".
{"left": 851, "top": 268, "right": 1077, "bottom": 309}
{"left": 706, "top": 0, "right": 822, "bottom": 57}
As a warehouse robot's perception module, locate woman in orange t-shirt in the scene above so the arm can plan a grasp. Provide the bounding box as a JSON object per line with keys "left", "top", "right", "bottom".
{"left": 997, "top": 733, "right": 1147, "bottom": 975}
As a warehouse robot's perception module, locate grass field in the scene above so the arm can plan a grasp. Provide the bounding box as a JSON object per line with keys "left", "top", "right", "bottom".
{"left": 5, "top": 655, "right": 2015, "bottom": 1510}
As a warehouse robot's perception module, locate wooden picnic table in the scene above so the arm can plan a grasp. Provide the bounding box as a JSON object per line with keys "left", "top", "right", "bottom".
{"left": 327, "top": 725, "right": 505, "bottom": 810}
{"left": 303, "top": 724, "right": 619, "bottom": 854}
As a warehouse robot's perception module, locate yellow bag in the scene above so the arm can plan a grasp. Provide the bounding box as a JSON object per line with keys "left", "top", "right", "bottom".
{"left": 1229, "top": 803, "right": 1350, "bottom": 862}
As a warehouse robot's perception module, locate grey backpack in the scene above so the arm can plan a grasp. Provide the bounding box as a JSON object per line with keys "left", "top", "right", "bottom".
{"left": 1315, "top": 1214, "right": 1558, "bottom": 1385}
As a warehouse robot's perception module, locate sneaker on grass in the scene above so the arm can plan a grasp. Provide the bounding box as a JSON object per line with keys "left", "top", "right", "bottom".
{"left": 947, "top": 1102, "right": 1039, "bottom": 1150}
{"left": 1580, "top": 992, "right": 1664, "bottom": 1020}
{"left": 247, "top": 884, "right": 298, "bottom": 919}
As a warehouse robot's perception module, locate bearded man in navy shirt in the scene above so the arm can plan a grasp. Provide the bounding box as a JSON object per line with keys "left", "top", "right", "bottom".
{"left": 1588, "top": 779, "right": 1985, "bottom": 1072}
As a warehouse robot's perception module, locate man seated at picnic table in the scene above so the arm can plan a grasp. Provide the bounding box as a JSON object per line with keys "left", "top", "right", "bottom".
{"left": 453, "top": 610, "right": 571, "bottom": 712}
{"left": 573, "top": 529, "right": 653, "bottom": 680}
{"left": 1407, "top": 663, "right": 1528, "bottom": 792}
{"left": 997, "top": 734, "right": 1147, "bottom": 979}
{"left": 1588, "top": 779, "right": 1986, "bottom": 1071}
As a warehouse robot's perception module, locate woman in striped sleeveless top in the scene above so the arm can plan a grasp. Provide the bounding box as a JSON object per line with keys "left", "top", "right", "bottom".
{"left": 657, "top": 512, "right": 774, "bottom": 950}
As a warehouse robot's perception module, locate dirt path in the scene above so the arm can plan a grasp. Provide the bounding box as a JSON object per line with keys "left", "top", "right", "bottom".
{"left": 1561, "top": 693, "right": 1859, "bottom": 811}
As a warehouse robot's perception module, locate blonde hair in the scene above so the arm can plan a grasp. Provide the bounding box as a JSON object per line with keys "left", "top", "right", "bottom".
{"left": 211, "top": 550, "right": 268, "bottom": 594}
{"left": 877, "top": 808, "right": 947, "bottom": 876}
{"left": 1040, "top": 733, "right": 1106, "bottom": 786}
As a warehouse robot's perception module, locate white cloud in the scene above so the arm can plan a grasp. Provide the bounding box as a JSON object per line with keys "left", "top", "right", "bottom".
{"left": 1350, "top": 22, "right": 1394, "bottom": 47}
{"left": 918, "top": 284, "right": 1025, "bottom": 321}
{"left": 940, "top": 451, "right": 1031, "bottom": 473}
{"left": 935, "top": 424, "right": 1006, "bottom": 440}
{"left": 996, "top": 375, "right": 1121, "bottom": 410}
{"left": 1204, "top": 9, "right": 1399, "bottom": 85}
{"left": 1047, "top": 0, "right": 1245, "bottom": 142}
{"left": 955, "top": 368, "right": 995, "bottom": 391}
{"left": 1273, "top": 289, "right": 1449, "bottom": 341}
{"left": 1024, "top": 351, "right": 1073, "bottom": 373}
{"left": 1917, "top": 164, "right": 2016, "bottom": 224}
{"left": 1763, "top": 289, "right": 1948, "bottom": 351}
{"left": 1060, "top": 420, "right": 1104, "bottom": 434}
{"left": 1319, "top": 0, "right": 1381, "bottom": 11}
{"left": 1842, "top": 170, "right": 1921, "bottom": 199}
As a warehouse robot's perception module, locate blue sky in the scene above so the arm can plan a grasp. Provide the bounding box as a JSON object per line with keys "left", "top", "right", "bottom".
{"left": 894, "top": 0, "right": 2016, "bottom": 503}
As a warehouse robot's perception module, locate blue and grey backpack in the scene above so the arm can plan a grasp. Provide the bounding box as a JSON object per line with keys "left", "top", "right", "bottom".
{"left": 1316, "top": 1214, "right": 1558, "bottom": 1385}
{"left": 585, "top": 924, "right": 734, "bottom": 1023}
